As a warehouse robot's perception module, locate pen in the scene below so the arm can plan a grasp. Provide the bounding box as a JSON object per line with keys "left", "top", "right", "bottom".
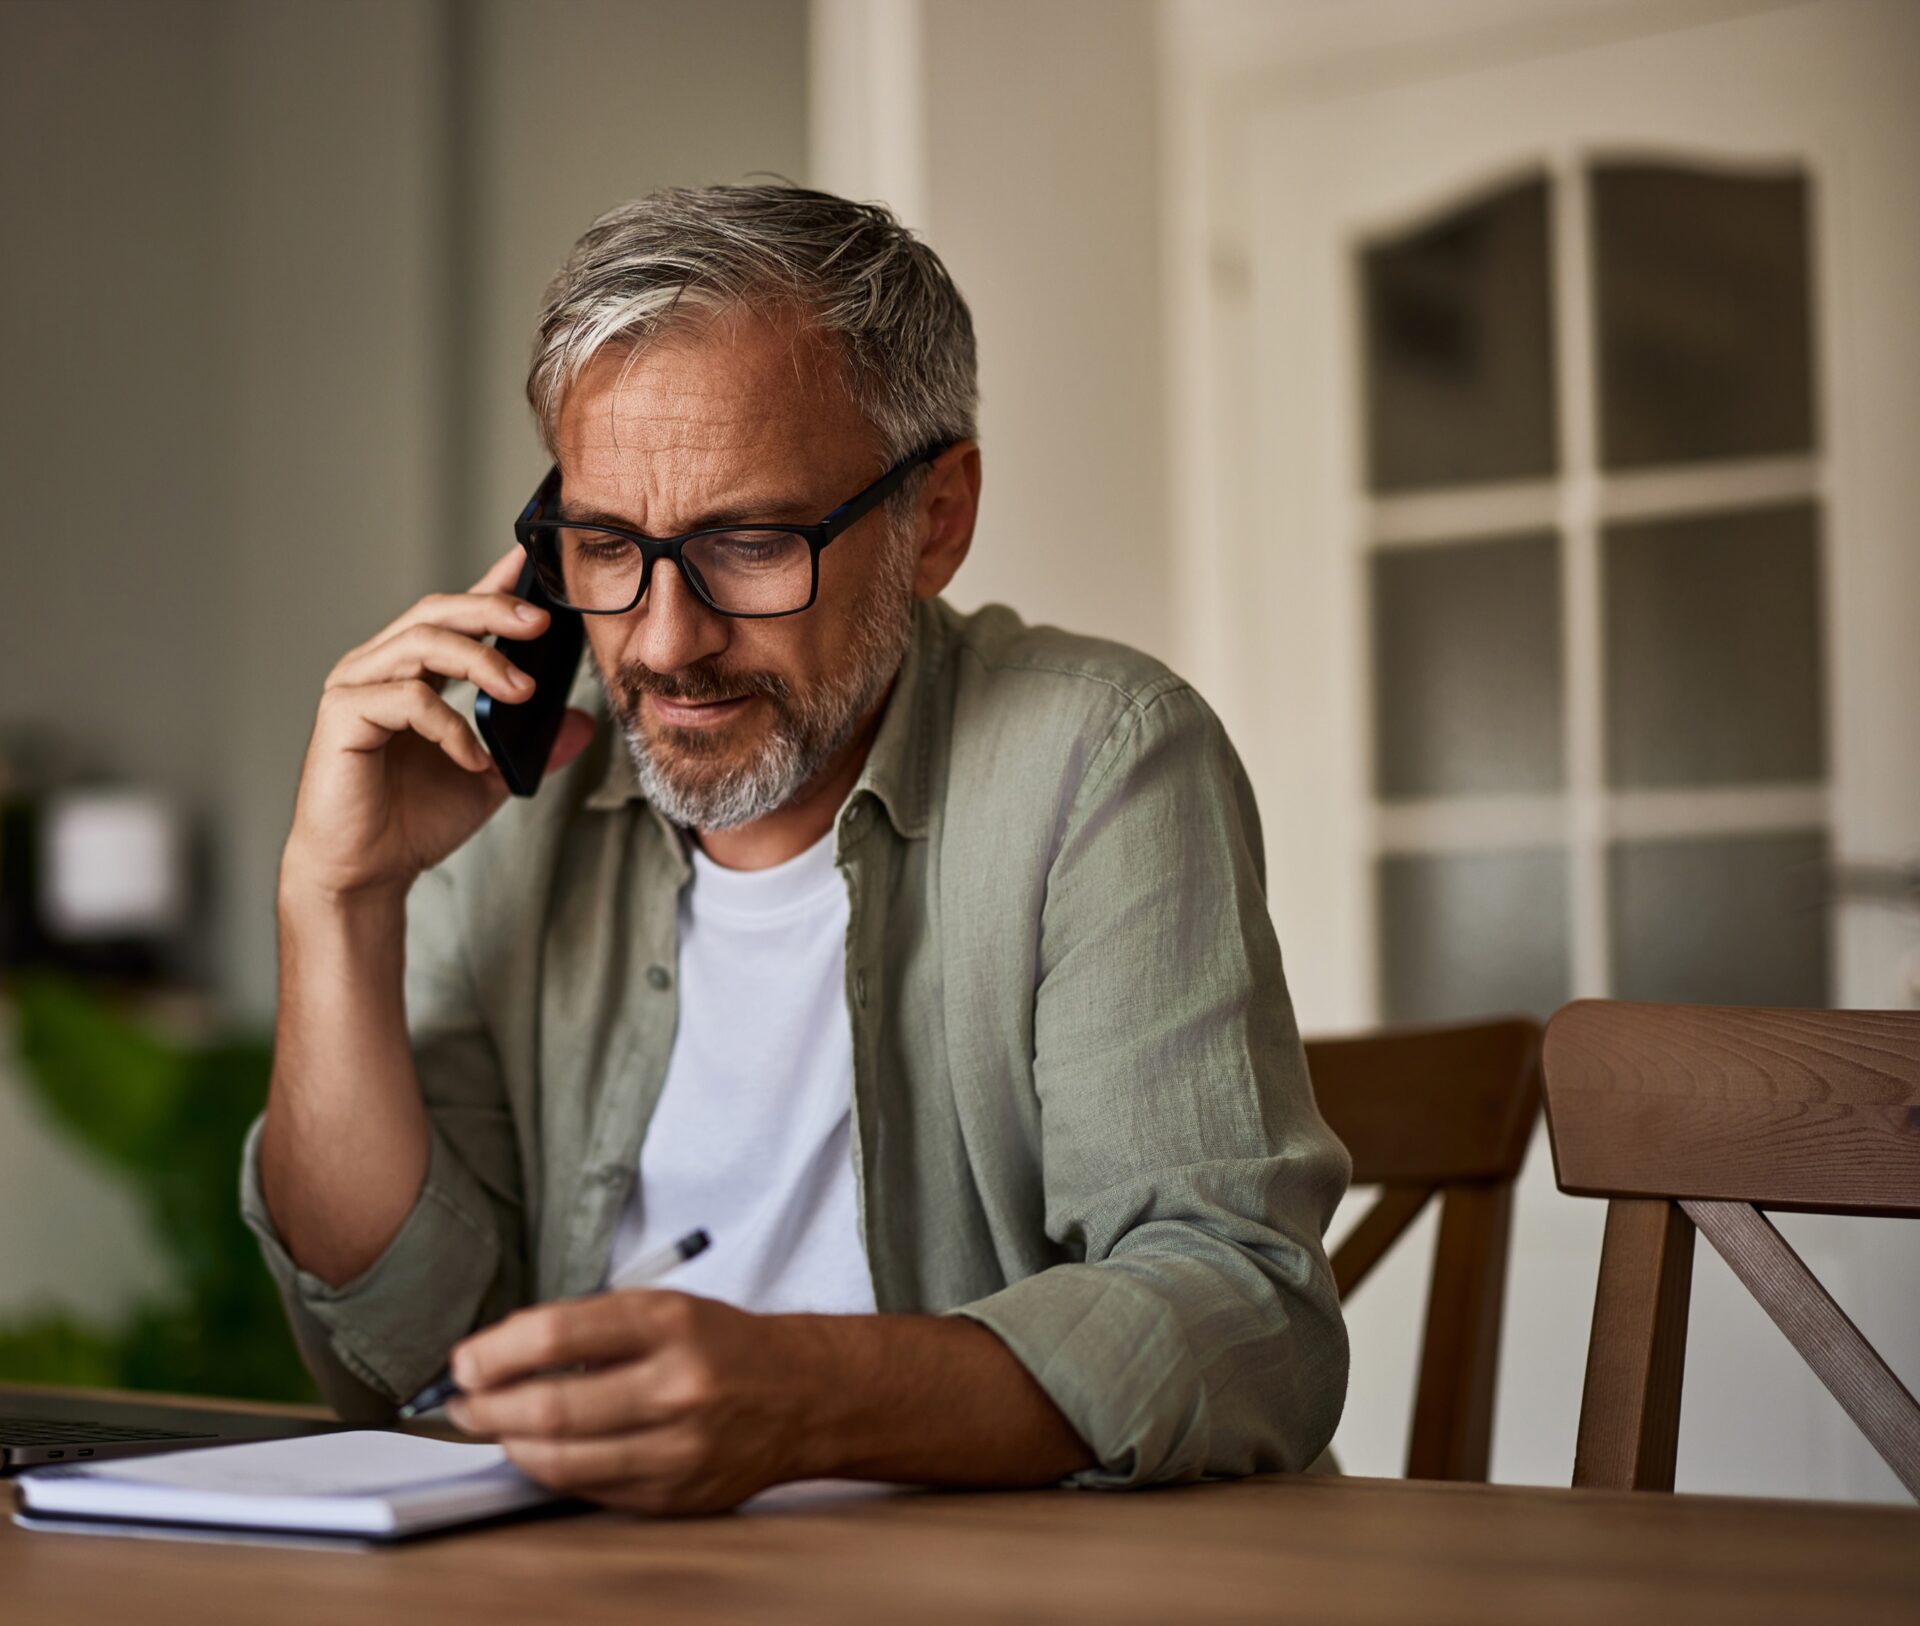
{"left": 396, "top": 1227, "right": 711, "bottom": 1420}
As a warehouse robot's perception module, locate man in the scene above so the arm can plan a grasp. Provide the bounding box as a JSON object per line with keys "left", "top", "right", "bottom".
{"left": 244, "top": 184, "right": 1350, "bottom": 1514}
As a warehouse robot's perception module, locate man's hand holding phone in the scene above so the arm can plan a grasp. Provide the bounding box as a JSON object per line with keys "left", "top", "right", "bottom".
{"left": 262, "top": 546, "right": 596, "bottom": 1293}
{"left": 281, "top": 546, "right": 595, "bottom": 906}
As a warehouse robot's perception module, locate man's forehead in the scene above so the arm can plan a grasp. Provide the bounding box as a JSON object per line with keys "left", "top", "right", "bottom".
{"left": 552, "top": 313, "right": 877, "bottom": 526}
{"left": 564, "top": 309, "right": 845, "bottom": 435}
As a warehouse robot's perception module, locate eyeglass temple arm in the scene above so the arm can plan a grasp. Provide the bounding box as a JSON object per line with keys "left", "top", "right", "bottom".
{"left": 818, "top": 444, "right": 948, "bottom": 539}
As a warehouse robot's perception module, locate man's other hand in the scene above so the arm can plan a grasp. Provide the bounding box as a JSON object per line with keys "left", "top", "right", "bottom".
{"left": 444, "top": 1291, "right": 825, "bottom": 1515}
{"left": 443, "top": 1289, "right": 1096, "bottom": 1514}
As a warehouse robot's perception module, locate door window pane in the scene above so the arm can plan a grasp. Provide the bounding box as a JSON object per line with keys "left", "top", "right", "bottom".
{"left": 1603, "top": 501, "right": 1824, "bottom": 788}
{"left": 1362, "top": 174, "right": 1558, "bottom": 492}
{"left": 1609, "top": 830, "right": 1829, "bottom": 1006}
{"left": 1378, "top": 849, "right": 1570, "bottom": 1023}
{"left": 1373, "top": 533, "right": 1563, "bottom": 798}
{"left": 1592, "top": 162, "right": 1816, "bottom": 469}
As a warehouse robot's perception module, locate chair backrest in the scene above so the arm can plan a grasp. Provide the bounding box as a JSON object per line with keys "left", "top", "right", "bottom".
{"left": 1306, "top": 1017, "right": 1541, "bottom": 1481}
{"left": 1542, "top": 999, "right": 1920, "bottom": 1499}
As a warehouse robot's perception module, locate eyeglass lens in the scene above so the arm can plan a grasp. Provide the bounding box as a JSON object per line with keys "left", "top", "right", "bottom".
{"left": 526, "top": 525, "right": 815, "bottom": 615}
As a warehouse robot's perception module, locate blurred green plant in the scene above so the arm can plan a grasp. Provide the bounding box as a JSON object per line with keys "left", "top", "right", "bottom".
{"left": 0, "top": 975, "right": 315, "bottom": 1402}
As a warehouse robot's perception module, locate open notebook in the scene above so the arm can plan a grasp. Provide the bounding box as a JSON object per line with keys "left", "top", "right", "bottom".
{"left": 14, "top": 1430, "right": 563, "bottom": 1542}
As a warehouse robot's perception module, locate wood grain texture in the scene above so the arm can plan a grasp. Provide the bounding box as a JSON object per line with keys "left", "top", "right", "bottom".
{"left": 1573, "top": 1198, "right": 1696, "bottom": 1492}
{"left": 1408, "top": 1181, "right": 1512, "bottom": 1481}
{"left": 1306, "top": 1018, "right": 1542, "bottom": 1185}
{"left": 1683, "top": 1199, "right": 1920, "bottom": 1500}
{"left": 1543, "top": 1002, "right": 1920, "bottom": 1214}
{"left": 1330, "top": 1184, "right": 1432, "bottom": 1299}
{"left": 1547, "top": 1001, "right": 1920, "bottom": 1499}
{"left": 8, "top": 1449, "right": 1919, "bottom": 1626}
{"left": 1308, "top": 1018, "right": 1542, "bottom": 1483}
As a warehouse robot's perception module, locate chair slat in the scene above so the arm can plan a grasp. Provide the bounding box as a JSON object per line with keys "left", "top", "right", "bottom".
{"left": 1311, "top": 1019, "right": 1540, "bottom": 1185}
{"left": 1683, "top": 1199, "right": 1920, "bottom": 1499}
{"left": 1330, "top": 1185, "right": 1433, "bottom": 1299}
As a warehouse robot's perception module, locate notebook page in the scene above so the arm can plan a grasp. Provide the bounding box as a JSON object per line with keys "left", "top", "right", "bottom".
{"left": 65, "top": 1431, "right": 511, "bottom": 1498}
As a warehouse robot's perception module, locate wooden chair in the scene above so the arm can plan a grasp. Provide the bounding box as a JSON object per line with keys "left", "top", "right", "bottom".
{"left": 1306, "top": 1018, "right": 1541, "bottom": 1480}
{"left": 1541, "top": 1000, "right": 1920, "bottom": 1499}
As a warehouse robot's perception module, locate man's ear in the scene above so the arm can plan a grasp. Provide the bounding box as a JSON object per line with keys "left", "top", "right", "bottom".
{"left": 912, "top": 441, "right": 981, "bottom": 601}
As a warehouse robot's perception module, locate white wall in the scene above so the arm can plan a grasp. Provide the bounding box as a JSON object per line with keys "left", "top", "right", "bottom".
{"left": 813, "top": 0, "right": 1176, "bottom": 665}
{"left": 464, "top": 0, "right": 811, "bottom": 580}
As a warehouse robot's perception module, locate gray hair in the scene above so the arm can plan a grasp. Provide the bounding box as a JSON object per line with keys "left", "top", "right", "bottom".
{"left": 527, "top": 184, "right": 978, "bottom": 472}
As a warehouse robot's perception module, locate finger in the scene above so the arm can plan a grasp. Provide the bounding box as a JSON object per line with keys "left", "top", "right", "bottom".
{"left": 329, "top": 623, "right": 537, "bottom": 705}
{"left": 318, "top": 678, "right": 493, "bottom": 774}
{"left": 500, "top": 1426, "right": 701, "bottom": 1495}
{"left": 452, "top": 1291, "right": 691, "bottom": 1393}
{"left": 351, "top": 588, "right": 550, "bottom": 667}
{"left": 449, "top": 1356, "right": 686, "bottom": 1440}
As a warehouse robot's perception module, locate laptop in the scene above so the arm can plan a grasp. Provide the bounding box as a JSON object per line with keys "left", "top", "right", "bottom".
{"left": 1, "top": 1385, "right": 339, "bottom": 1472}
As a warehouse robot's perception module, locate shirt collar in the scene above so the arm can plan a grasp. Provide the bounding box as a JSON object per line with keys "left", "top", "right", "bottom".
{"left": 580, "top": 598, "right": 944, "bottom": 842}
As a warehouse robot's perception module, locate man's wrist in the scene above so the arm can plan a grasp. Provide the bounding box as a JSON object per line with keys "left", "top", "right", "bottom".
{"left": 766, "top": 1310, "right": 1094, "bottom": 1487}
{"left": 278, "top": 856, "right": 410, "bottom": 927}
{"left": 773, "top": 1312, "right": 873, "bottom": 1482}
{"left": 276, "top": 857, "right": 414, "bottom": 977}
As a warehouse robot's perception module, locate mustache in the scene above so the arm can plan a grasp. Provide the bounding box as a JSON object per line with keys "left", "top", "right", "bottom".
{"left": 614, "top": 658, "right": 792, "bottom": 709}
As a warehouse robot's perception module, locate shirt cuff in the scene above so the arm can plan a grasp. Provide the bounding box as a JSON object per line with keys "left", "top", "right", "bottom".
{"left": 238, "top": 1115, "right": 503, "bottom": 1403}
{"left": 950, "top": 1263, "right": 1211, "bottom": 1489}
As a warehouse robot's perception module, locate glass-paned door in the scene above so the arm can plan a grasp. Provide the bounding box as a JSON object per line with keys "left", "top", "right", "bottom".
{"left": 1221, "top": 0, "right": 1920, "bottom": 1505}
{"left": 1360, "top": 159, "right": 1828, "bottom": 1022}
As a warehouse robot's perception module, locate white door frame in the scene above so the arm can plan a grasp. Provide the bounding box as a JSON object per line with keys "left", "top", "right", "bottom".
{"left": 1170, "top": 0, "right": 1920, "bottom": 1029}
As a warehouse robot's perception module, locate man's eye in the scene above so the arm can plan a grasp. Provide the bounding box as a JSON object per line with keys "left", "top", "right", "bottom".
{"left": 701, "top": 532, "right": 803, "bottom": 569}
{"left": 567, "top": 535, "right": 632, "bottom": 562}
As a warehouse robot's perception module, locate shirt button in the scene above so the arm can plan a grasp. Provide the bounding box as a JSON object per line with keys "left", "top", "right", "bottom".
{"left": 854, "top": 970, "right": 869, "bottom": 1008}
{"left": 646, "top": 964, "right": 672, "bottom": 991}
{"left": 844, "top": 803, "right": 866, "bottom": 832}
{"left": 598, "top": 1165, "right": 629, "bottom": 1189}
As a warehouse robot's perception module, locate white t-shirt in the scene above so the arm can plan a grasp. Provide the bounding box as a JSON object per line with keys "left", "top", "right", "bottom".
{"left": 602, "top": 827, "right": 876, "bottom": 1315}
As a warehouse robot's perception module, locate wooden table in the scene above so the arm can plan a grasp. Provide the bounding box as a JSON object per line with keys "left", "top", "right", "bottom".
{"left": 4, "top": 1395, "right": 1917, "bottom": 1625}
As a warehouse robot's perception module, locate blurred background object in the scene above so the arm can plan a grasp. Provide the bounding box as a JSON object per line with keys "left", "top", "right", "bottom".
{"left": 2, "top": 0, "right": 1914, "bottom": 1501}
{"left": 0, "top": 978, "right": 309, "bottom": 1401}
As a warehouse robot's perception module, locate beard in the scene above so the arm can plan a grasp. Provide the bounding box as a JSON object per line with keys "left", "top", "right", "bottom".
{"left": 601, "top": 526, "right": 919, "bottom": 831}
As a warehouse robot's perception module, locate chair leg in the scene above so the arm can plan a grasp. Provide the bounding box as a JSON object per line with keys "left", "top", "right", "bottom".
{"left": 1408, "top": 1181, "right": 1513, "bottom": 1481}
{"left": 1573, "top": 1197, "right": 1695, "bottom": 1491}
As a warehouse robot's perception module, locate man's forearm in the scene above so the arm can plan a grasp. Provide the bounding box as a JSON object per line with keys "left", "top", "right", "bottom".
{"left": 258, "top": 879, "right": 430, "bottom": 1289}
{"left": 792, "top": 1312, "right": 1094, "bottom": 1486}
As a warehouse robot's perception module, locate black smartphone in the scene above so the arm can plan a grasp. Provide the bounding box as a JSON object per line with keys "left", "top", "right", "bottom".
{"left": 474, "top": 553, "right": 585, "bottom": 798}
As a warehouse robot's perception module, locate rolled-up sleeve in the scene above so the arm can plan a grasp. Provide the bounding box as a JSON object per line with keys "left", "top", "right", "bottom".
{"left": 238, "top": 862, "right": 530, "bottom": 1418}
{"left": 954, "top": 684, "right": 1352, "bottom": 1487}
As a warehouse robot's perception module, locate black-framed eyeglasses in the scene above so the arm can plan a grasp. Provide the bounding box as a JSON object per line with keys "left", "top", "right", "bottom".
{"left": 514, "top": 445, "right": 947, "bottom": 619}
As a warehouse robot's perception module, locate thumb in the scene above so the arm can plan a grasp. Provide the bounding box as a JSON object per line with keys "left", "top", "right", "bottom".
{"left": 545, "top": 707, "right": 598, "bottom": 774}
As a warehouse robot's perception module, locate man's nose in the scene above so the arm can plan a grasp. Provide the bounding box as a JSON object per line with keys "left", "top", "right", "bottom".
{"left": 625, "top": 556, "right": 730, "bottom": 675}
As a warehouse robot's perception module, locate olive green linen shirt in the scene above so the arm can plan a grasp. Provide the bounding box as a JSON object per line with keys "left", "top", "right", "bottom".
{"left": 239, "top": 597, "right": 1351, "bottom": 1488}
